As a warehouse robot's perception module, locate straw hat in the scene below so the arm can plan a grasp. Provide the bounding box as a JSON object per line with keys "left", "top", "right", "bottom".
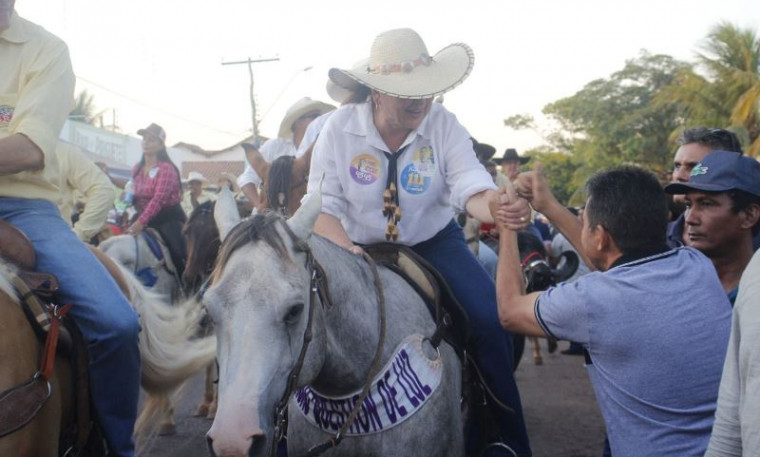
{"left": 278, "top": 97, "right": 336, "bottom": 139}
{"left": 218, "top": 172, "right": 240, "bottom": 192}
{"left": 329, "top": 28, "right": 474, "bottom": 100}
{"left": 186, "top": 171, "right": 209, "bottom": 183}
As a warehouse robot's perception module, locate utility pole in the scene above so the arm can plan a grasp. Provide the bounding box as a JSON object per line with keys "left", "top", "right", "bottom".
{"left": 222, "top": 57, "right": 279, "bottom": 144}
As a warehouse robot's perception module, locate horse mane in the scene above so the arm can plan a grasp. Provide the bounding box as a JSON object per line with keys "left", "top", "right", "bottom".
{"left": 211, "top": 213, "right": 302, "bottom": 283}
{"left": 267, "top": 155, "right": 295, "bottom": 214}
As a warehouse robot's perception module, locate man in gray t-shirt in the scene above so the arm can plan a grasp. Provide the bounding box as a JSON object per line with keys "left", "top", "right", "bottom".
{"left": 492, "top": 165, "right": 731, "bottom": 457}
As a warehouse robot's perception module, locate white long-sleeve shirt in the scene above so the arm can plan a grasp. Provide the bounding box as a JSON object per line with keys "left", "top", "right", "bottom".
{"left": 705, "top": 249, "right": 760, "bottom": 457}
{"left": 306, "top": 102, "right": 495, "bottom": 246}
{"left": 237, "top": 137, "right": 298, "bottom": 189}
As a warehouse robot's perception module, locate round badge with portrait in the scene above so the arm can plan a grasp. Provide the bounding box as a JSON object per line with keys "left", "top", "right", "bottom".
{"left": 350, "top": 154, "right": 381, "bottom": 185}
{"left": 400, "top": 146, "right": 436, "bottom": 195}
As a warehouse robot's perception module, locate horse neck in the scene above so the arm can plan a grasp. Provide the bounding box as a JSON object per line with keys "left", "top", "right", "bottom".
{"left": 307, "top": 236, "right": 429, "bottom": 395}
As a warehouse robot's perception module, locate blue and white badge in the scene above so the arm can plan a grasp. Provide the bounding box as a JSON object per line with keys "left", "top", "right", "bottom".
{"left": 294, "top": 333, "right": 442, "bottom": 435}
{"left": 400, "top": 146, "right": 435, "bottom": 195}
{"left": 148, "top": 166, "right": 159, "bottom": 179}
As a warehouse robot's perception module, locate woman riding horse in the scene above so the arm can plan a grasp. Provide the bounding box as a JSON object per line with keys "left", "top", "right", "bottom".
{"left": 126, "top": 123, "right": 187, "bottom": 275}
{"left": 306, "top": 28, "right": 532, "bottom": 456}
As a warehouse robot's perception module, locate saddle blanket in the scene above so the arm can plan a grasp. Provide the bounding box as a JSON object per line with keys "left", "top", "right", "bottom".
{"left": 294, "top": 333, "right": 442, "bottom": 436}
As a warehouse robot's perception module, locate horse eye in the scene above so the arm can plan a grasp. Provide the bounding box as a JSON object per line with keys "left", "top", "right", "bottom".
{"left": 284, "top": 303, "right": 304, "bottom": 324}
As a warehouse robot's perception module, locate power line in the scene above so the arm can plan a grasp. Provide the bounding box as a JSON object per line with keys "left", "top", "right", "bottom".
{"left": 75, "top": 75, "right": 248, "bottom": 138}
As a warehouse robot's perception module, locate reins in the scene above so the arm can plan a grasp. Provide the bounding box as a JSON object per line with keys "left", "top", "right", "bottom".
{"left": 269, "top": 234, "right": 387, "bottom": 457}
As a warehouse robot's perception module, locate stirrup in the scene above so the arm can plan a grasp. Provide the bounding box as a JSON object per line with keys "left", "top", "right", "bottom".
{"left": 480, "top": 442, "right": 518, "bottom": 457}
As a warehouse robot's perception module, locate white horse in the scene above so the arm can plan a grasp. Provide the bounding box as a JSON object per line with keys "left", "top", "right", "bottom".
{"left": 203, "top": 190, "right": 464, "bottom": 457}
{"left": 99, "top": 231, "right": 182, "bottom": 303}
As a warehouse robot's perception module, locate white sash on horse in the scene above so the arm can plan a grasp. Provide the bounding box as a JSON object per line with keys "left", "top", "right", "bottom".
{"left": 294, "top": 334, "right": 442, "bottom": 436}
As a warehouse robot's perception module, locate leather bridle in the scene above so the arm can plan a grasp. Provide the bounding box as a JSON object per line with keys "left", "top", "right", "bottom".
{"left": 269, "top": 227, "right": 387, "bottom": 457}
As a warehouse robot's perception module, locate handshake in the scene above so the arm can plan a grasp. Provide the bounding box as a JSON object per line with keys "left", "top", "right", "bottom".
{"left": 489, "top": 163, "right": 557, "bottom": 232}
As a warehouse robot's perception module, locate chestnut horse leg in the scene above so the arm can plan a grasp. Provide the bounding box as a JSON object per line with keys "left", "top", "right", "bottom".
{"left": 531, "top": 337, "right": 543, "bottom": 365}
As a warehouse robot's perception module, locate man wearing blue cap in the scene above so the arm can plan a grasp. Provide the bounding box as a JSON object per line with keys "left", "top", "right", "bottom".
{"left": 664, "top": 150, "right": 760, "bottom": 305}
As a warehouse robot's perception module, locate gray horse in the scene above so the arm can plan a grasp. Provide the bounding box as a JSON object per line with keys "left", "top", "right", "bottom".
{"left": 99, "top": 231, "right": 182, "bottom": 303}
{"left": 204, "top": 188, "right": 464, "bottom": 457}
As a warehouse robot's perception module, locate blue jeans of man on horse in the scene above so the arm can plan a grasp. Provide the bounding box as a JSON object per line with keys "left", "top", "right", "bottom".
{"left": 1, "top": 197, "right": 140, "bottom": 457}
{"left": 411, "top": 219, "right": 531, "bottom": 456}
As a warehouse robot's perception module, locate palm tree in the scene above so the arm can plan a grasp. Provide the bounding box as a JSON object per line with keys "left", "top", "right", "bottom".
{"left": 69, "top": 90, "right": 103, "bottom": 125}
{"left": 659, "top": 23, "right": 760, "bottom": 156}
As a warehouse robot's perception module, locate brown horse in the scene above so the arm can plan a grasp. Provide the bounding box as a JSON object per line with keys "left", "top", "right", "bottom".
{"left": 246, "top": 144, "right": 312, "bottom": 217}
{"left": 0, "top": 241, "right": 133, "bottom": 457}
{"left": 182, "top": 200, "right": 222, "bottom": 419}
{"left": 0, "top": 261, "right": 79, "bottom": 457}
{"left": 0, "top": 236, "right": 215, "bottom": 454}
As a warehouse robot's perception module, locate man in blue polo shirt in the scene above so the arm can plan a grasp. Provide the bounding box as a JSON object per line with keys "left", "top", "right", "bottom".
{"left": 664, "top": 151, "right": 760, "bottom": 305}
{"left": 492, "top": 165, "right": 732, "bottom": 457}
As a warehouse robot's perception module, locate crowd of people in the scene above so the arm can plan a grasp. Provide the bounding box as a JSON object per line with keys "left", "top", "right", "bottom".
{"left": 2, "top": 1, "right": 759, "bottom": 456}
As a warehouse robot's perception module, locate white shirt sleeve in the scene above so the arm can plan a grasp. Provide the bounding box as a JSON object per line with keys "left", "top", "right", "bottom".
{"left": 437, "top": 110, "right": 496, "bottom": 211}
{"left": 237, "top": 163, "right": 261, "bottom": 188}
{"left": 306, "top": 114, "right": 348, "bottom": 218}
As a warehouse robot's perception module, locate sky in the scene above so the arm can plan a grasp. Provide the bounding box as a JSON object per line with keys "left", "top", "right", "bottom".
{"left": 15, "top": 0, "right": 760, "bottom": 157}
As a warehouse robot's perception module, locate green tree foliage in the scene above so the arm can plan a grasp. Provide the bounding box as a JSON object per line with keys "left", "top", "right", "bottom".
{"left": 657, "top": 23, "right": 760, "bottom": 156}
{"left": 523, "top": 148, "right": 580, "bottom": 206}
{"left": 544, "top": 51, "right": 688, "bottom": 176}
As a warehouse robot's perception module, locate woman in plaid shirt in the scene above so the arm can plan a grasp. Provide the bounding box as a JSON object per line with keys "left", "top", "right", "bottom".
{"left": 127, "top": 123, "right": 186, "bottom": 274}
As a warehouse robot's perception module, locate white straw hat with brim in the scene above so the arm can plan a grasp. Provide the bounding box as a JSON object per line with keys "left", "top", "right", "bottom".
{"left": 328, "top": 28, "right": 474, "bottom": 100}
{"left": 218, "top": 172, "right": 240, "bottom": 192}
{"left": 186, "top": 171, "right": 209, "bottom": 183}
{"left": 278, "top": 97, "right": 336, "bottom": 139}
{"left": 326, "top": 59, "right": 368, "bottom": 104}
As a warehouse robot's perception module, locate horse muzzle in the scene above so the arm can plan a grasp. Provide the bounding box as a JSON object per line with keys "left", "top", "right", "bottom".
{"left": 206, "top": 428, "right": 268, "bottom": 457}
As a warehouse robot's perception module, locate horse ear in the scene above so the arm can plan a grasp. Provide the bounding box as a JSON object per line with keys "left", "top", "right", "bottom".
{"left": 552, "top": 250, "right": 579, "bottom": 283}
{"left": 287, "top": 174, "right": 323, "bottom": 240}
{"left": 243, "top": 144, "right": 270, "bottom": 182}
{"left": 214, "top": 187, "right": 241, "bottom": 241}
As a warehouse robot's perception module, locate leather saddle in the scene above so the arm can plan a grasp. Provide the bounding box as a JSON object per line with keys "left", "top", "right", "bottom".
{"left": 364, "top": 243, "right": 471, "bottom": 355}
{"left": 0, "top": 220, "right": 97, "bottom": 451}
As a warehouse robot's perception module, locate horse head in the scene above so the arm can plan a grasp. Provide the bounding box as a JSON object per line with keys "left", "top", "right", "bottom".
{"left": 182, "top": 200, "right": 220, "bottom": 295}
{"left": 262, "top": 148, "right": 311, "bottom": 218}
{"left": 205, "top": 189, "right": 325, "bottom": 457}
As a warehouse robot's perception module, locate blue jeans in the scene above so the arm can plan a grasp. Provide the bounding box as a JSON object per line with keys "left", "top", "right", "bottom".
{"left": 411, "top": 219, "right": 531, "bottom": 456}
{"left": 1, "top": 198, "right": 140, "bottom": 457}
{"left": 478, "top": 240, "right": 498, "bottom": 279}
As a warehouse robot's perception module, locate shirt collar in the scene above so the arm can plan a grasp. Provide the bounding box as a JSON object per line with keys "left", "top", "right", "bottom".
{"left": 609, "top": 244, "right": 672, "bottom": 269}
{"left": 1, "top": 12, "right": 30, "bottom": 44}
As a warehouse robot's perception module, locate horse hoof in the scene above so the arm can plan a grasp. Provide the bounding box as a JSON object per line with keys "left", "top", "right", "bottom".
{"left": 158, "top": 423, "right": 177, "bottom": 436}
{"left": 193, "top": 404, "right": 210, "bottom": 417}
{"left": 547, "top": 339, "right": 558, "bottom": 353}
{"left": 533, "top": 357, "right": 543, "bottom": 365}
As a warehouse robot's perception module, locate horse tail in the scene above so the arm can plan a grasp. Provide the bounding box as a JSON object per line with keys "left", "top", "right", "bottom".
{"left": 113, "top": 262, "right": 216, "bottom": 393}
